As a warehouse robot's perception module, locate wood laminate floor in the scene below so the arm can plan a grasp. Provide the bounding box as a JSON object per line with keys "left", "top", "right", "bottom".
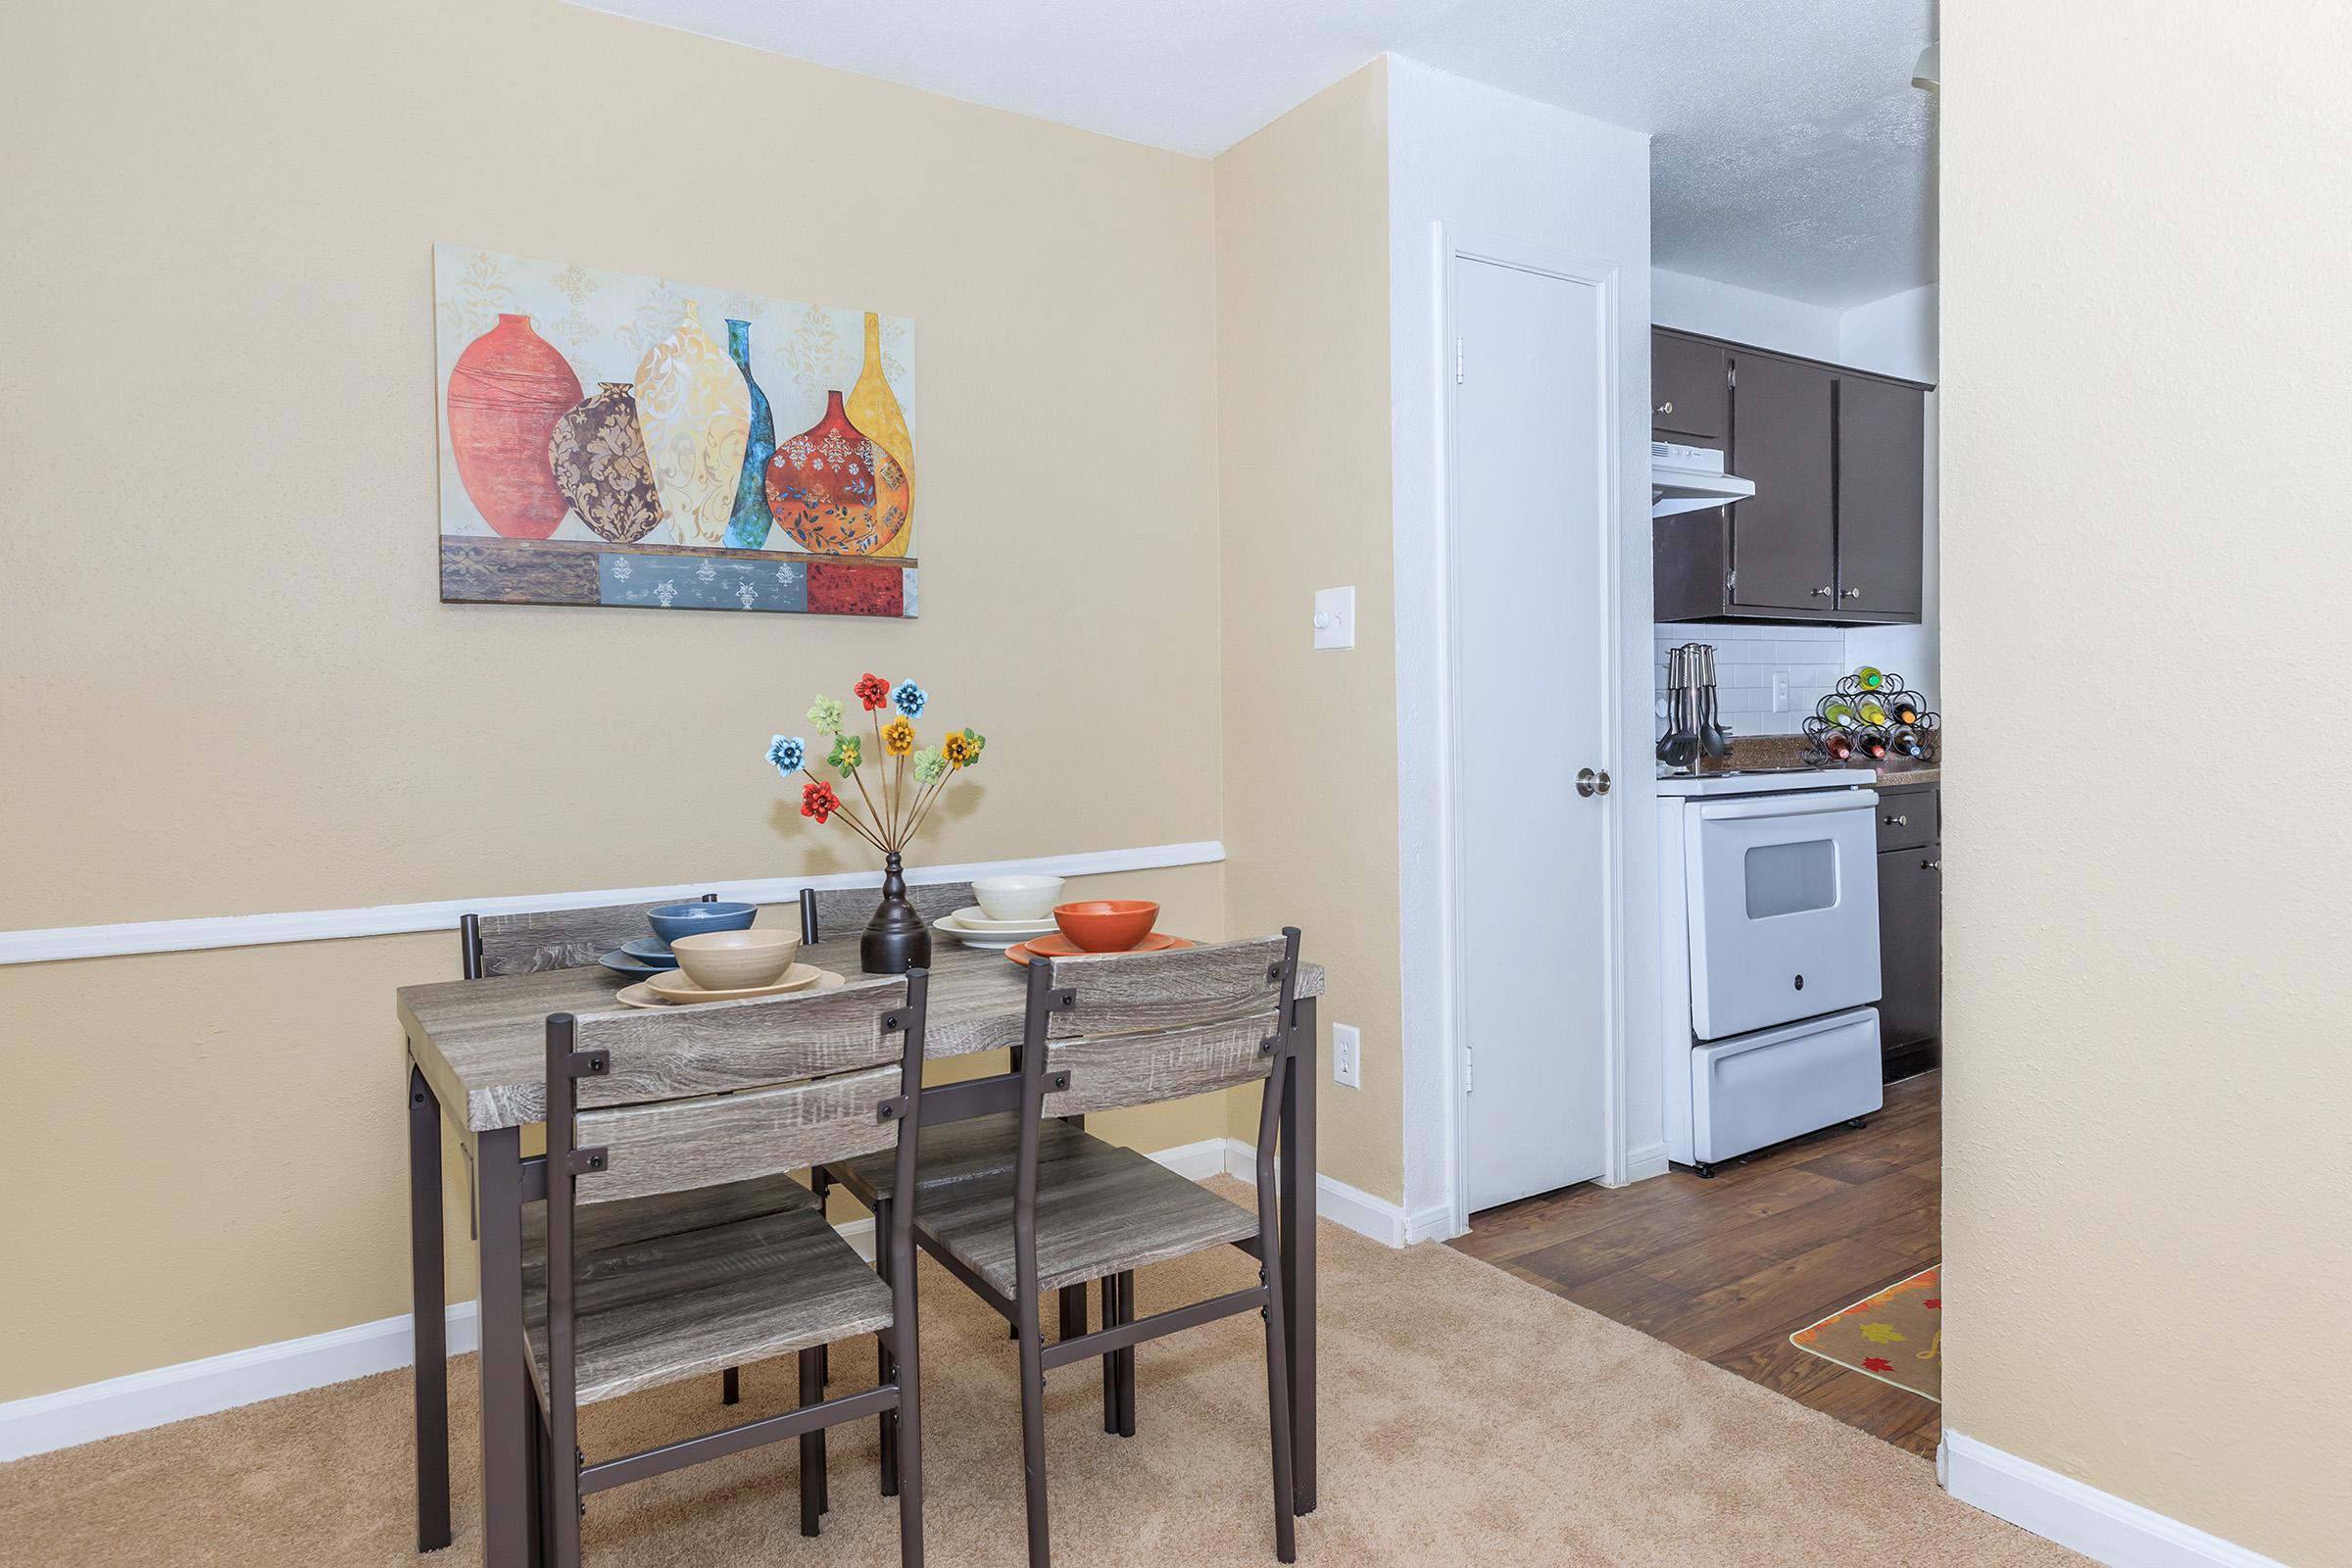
{"left": 1451, "top": 1069, "right": 1942, "bottom": 1457}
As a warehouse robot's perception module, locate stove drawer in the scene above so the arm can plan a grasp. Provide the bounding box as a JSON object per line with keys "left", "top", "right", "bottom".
{"left": 1690, "top": 1007, "right": 1884, "bottom": 1164}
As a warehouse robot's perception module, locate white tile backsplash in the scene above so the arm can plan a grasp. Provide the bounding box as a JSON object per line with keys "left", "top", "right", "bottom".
{"left": 1654, "top": 623, "right": 1848, "bottom": 738}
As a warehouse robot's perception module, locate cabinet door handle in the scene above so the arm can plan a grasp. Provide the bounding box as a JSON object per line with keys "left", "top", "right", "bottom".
{"left": 1922, "top": 858, "right": 1940, "bottom": 870}
{"left": 1655, "top": 400, "right": 1674, "bottom": 416}
{"left": 1843, "top": 587, "right": 1862, "bottom": 600}
{"left": 1813, "top": 585, "right": 1834, "bottom": 598}
{"left": 1885, "top": 813, "right": 1908, "bottom": 826}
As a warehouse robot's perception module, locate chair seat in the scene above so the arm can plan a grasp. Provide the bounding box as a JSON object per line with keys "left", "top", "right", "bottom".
{"left": 521, "top": 1170, "right": 818, "bottom": 1259}
{"left": 830, "top": 1111, "right": 1102, "bottom": 1205}
{"left": 525, "top": 1204, "right": 890, "bottom": 1406}
{"left": 915, "top": 1144, "right": 1258, "bottom": 1298}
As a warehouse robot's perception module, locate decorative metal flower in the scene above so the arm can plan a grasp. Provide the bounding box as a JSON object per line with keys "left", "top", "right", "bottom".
{"left": 800, "top": 780, "right": 841, "bottom": 823}
{"left": 941, "top": 730, "right": 977, "bottom": 768}
{"left": 854, "top": 672, "right": 891, "bottom": 711}
{"left": 772, "top": 677, "right": 991, "bottom": 857}
{"left": 881, "top": 715, "right": 916, "bottom": 757}
{"left": 808, "top": 694, "right": 844, "bottom": 736}
{"left": 828, "top": 734, "right": 862, "bottom": 773}
{"left": 765, "top": 735, "right": 807, "bottom": 776}
{"left": 910, "top": 747, "right": 948, "bottom": 786}
{"left": 891, "top": 680, "right": 927, "bottom": 717}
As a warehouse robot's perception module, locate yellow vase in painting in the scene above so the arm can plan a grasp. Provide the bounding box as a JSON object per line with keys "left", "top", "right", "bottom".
{"left": 846, "top": 312, "right": 915, "bottom": 559}
{"left": 633, "top": 301, "right": 752, "bottom": 547}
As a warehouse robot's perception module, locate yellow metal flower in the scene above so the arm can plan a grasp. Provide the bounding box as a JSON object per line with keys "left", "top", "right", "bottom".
{"left": 942, "top": 731, "right": 976, "bottom": 768}
{"left": 881, "top": 715, "right": 916, "bottom": 757}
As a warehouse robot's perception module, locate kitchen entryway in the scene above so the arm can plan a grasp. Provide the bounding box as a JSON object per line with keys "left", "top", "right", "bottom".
{"left": 1452, "top": 1069, "right": 1941, "bottom": 1456}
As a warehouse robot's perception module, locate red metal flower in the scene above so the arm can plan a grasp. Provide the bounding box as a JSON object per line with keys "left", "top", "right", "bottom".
{"left": 801, "top": 779, "right": 841, "bottom": 823}
{"left": 1862, "top": 1356, "right": 1894, "bottom": 1373}
{"left": 854, "top": 672, "right": 891, "bottom": 711}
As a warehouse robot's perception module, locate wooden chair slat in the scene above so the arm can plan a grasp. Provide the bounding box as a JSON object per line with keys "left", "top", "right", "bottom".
{"left": 575, "top": 1063, "right": 904, "bottom": 1204}
{"left": 1043, "top": 1010, "right": 1280, "bottom": 1115}
{"left": 569, "top": 979, "right": 903, "bottom": 1105}
{"left": 476, "top": 900, "right": 702, "bottom": 976}
{"left": 806, "top": 880, "right": 976, "bottom": 940}
{"left": 1043, "top": 935, "right": 1290, "bottom": 1039}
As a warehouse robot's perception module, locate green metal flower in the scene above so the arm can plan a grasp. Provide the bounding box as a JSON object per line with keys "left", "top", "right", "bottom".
{"left": 828, "top": 734, "right": 862, "bottom": 774}
{"left": 910, "top": 747, "right": 949, "bottom": 786}
{"left": 808, "top": 694, "right": 845, "bottom": 736}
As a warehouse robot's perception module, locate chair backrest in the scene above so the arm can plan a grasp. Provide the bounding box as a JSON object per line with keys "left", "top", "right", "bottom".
{"left": 800, "top": 880, "right": 976, "bottom": 942}
{"left": 554, "top": 977, "right": 924, "bottom": 1204}
{"left": 1035, "top": 932, "right": 1300, "bottom": 1117}
{"left": 464, "top": 895, "right": 717, "bottom": 978}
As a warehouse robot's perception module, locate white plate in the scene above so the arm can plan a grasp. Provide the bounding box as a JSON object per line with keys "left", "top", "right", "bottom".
{"left": 934, "top": 916, "right": 1045, "bottom": 950}
{"left": 616, "top": 969, "right": 846, "bottom": 1007}
{"left": 941, "top": 906, "right": 1059, "bottom": 935}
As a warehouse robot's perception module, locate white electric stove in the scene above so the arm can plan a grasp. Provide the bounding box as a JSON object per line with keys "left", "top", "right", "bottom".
{"left": 1656, "top": 767, "right": 1885, "bottom": 1175}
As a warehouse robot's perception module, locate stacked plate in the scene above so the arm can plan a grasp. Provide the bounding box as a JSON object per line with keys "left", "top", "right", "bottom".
{"left": 599, "top": 936, "right": 682, "bottom": 979}
{"left": 613, "top": 963, "right": 846, "bottom": 1009}
{"left": 934, "top": 906, "right": 1058, "bottom": 951}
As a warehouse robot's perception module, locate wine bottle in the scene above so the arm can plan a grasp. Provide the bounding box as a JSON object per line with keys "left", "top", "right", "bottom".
{"left": 1855, "top": 666, "right": 1886, "bottom": 691}
{"left": 1822, "top": 730, "right": 1855, "bottom": 761}
{"left": 1858, "top": 698, "right": 1889, "bottom": 726}
{"left": 1855, "top": 725, "right": 1891, "bottom": 760}
{"left": 1888, "top": 724, "right": 1928, "bottom": 760}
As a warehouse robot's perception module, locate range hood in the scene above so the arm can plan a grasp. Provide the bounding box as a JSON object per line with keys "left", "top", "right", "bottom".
{"left": 1652, "top": 440, "right": 1754, "bottom": 517}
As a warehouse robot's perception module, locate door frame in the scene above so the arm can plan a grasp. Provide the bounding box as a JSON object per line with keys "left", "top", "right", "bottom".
{"left": 1436, "top": 226, "right": 1633, "bottom": 1233}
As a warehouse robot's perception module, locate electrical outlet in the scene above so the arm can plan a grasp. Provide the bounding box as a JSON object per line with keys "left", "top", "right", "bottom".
{"left": 1331, "top": 1023, "right": 1361, "bottom": 1089}
{"left": 1772, "top": 671, "right": 1790, "bottom": 712}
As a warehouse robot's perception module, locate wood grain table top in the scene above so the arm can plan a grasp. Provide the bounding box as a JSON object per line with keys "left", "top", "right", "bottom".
{"left": 399, "top": 934, "right": 1324, "bottom": 1132}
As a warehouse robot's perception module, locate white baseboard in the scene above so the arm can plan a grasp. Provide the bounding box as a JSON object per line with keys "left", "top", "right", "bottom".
{"left": 0, "top": 1135, "right": 1256, "bottom": 1461}
{"left": 1942, "top": 1431, "right": 2291, "bottom": 1568}
{"left": 0, "top": 840, "right": 1226, "bottom": 965}
{"left": 1218, "top": 1139, "right": 1413, "bottom": 1249}
{"left": 1622, "top": 1142, "right": 1671, "bottom": 1184}
{"left": 0, "top": 1302, "right": 480, "bottom": 1462}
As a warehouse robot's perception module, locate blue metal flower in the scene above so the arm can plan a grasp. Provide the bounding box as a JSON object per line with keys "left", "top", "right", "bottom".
{"left": 766, "top": 734, "right": 807, "bottom": 776}
{"left": 892, "top": 680, "right": 927, "bottom": 717}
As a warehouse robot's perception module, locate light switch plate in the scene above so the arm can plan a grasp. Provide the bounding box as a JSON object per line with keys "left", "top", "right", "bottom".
{"left": 1312, "top": 586, "right": 1355, "bottom": 651}
{"left": 1331, "top": 1022, "right": 1361, "bottom": 1089}
{"left": 1772, "top": 671, "right": 1790, "bottom": 712}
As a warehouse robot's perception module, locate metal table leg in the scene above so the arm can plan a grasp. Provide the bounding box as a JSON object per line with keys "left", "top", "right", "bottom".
{"left": 1281, "top": 995, "right": 1318, "bottom": 1515}
{"left": 474, "top": 1126, "right": 530, "bottom": 1567}
{"left": 409, "top": 1055, "right": 452, "bottom": 1552}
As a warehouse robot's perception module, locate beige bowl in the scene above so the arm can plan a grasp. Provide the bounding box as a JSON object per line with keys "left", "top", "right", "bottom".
{"left": 668, "top": 929, "right": 800, "bottom": 990}
{"left": 973, "top": 874, "right": 1065, "bottom": 922}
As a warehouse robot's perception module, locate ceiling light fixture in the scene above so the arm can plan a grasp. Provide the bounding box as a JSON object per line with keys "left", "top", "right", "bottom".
{"left": 1912, "top": 43, "right": 1939, "bottom": 90}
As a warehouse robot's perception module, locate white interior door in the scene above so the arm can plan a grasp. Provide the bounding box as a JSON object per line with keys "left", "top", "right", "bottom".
{"left": 1451, "top": 251, "right": 1614, "bottom": 1212}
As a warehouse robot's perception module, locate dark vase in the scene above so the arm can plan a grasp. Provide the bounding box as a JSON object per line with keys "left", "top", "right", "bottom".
{"left": 723, "top": 318, "right": 776, "bottom": 549}
{"left": 860, "top": 851, "right": 931, "bottom": 974}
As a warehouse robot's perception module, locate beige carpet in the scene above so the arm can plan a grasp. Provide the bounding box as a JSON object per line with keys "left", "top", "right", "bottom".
{"left": 0, "top": 1184, "right": 2078, "bottom": 1567}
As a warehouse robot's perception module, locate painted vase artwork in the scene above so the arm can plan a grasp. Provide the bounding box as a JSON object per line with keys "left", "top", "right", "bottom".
{"left": 445, "top": 314, "right": 581, "bottom": 539}
{"left": 634, "top": 302, "right": 751, "bottom": 548}
{"left": 724, "top": 318, "right": 777, "bottom": 549}
{"left": 766, "top": 390, "right": 912, "bottom": 555}
{"left": 433, "top": 244, "right": 918, "bottom": 617}
{"left": 548, "top": 382, "right": 661, "bottom": 544}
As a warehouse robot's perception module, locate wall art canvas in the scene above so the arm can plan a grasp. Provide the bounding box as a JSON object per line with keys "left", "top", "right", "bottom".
{"left": 433, "top": 244, "right": 918, "bottom": 617}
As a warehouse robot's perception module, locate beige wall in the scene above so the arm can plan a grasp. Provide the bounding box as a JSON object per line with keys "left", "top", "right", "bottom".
{"left": 1211, "top": 63, "right": 1401, "bottom": 1200}
{"left": 1943, "top": 5, "right": 2352, "bottom": 1563}
{"left": 1, "top": 0, "right": 1229, "bottom": 1399}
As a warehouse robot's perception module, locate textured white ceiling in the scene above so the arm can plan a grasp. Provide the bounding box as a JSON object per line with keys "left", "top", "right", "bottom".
{"left": 573, "top": 0, "right": 1936, "bottom": 307}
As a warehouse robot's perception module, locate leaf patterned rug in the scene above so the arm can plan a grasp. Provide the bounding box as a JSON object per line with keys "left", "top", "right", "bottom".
{"left": 1790, "top": 1265, "right": 1940, "bottom": 1399}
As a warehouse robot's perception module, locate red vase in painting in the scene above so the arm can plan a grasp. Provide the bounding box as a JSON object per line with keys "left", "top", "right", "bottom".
{"left": 446, "top": 314, "right": 581, "bottom": 539}
{"left": 765, "top": 391, "right": 911, "bottom": 556}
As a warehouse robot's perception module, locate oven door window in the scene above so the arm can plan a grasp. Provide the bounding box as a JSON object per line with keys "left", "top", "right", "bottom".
{"left": 1745, "top": 839, "right": 1839, "bottom": 919}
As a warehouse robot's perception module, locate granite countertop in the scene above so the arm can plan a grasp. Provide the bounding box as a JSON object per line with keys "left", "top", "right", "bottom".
{"left": 1662, "top": 731, "right": 1943, "bottom": 789}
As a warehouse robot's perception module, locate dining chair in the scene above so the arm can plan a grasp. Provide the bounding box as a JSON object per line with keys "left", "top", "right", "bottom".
{"left": 461, "top": 898, "right": 814, "bottom": 1415}
{"left": 908, "top": 930, "right": 1305, "bottom": 1566}
{"left": 528, "top": 971, "right": 931, "bottom": 1567}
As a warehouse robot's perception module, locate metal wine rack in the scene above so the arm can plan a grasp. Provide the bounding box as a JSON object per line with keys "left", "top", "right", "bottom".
{"left": 1799, "top": 671, "right": 1939, "bottom": 766}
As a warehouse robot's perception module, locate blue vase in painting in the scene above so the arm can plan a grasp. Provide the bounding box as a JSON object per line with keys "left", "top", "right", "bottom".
{"left": 724, "top": 319, "right": 777, "bottom": 549}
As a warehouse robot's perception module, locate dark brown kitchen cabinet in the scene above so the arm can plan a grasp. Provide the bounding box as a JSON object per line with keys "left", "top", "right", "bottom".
{"left": 1650, "top": 332, "right": 1727, "bottom": 445}
{"left": 1876, "top": 785, "right": 1941, "bottom": 1073}
{"left": 1727, "top": 351, "right": 1838, "bottom": 613}
{"left": 1651, "top": 326, "right": 1930, "bottom": 626}
{"left": 1837, "top": 373, "right": 1926, "bottom": 620}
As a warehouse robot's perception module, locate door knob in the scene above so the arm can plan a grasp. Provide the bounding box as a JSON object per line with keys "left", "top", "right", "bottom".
{"left": 1576, "top": 768, "right": 1598, "bottom": 798}
{"left": 1923, "top": 858, "right": 1941, "bottom": 870}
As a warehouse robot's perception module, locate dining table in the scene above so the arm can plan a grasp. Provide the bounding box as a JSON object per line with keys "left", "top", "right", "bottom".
{"left": 398, "top": 929, "right": 1325, "bottom": 1565}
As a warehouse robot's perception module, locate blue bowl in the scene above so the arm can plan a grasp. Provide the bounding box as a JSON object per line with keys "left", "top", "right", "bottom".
{"left": 647, "top": 901, "right": 758, "bottom": 946}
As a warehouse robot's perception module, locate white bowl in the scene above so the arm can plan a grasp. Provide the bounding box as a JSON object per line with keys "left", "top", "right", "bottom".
{"left": 972, "top": 874, "right": 1064, "bottom": 922}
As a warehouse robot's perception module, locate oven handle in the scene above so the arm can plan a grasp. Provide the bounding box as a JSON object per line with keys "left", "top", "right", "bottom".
{"left": 1693, "top": 791, "right": 1878, "bottom": 823}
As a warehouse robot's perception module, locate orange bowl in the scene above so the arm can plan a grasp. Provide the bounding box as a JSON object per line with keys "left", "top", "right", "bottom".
{"left": 1053, "top": 900, "right": 1159, "bottom": 953}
